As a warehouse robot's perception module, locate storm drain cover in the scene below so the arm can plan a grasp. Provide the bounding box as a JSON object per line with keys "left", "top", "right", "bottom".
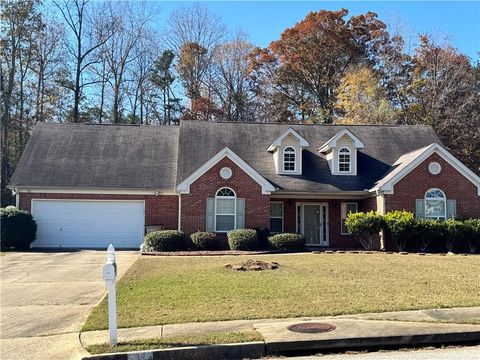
{"left": 287, "top": 322, "right": 336, "bottom": 333}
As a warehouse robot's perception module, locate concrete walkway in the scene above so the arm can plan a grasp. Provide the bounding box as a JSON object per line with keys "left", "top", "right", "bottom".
{"left": 0, "top": 250, "right": 139, "bottom": 360}
{"left": 80, "top": 306, "right": 480, "bottom": 347}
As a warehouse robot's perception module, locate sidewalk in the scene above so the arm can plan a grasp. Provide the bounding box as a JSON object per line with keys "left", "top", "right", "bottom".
{"left": 80, "top": 307, "right": 480, "bottom": 346}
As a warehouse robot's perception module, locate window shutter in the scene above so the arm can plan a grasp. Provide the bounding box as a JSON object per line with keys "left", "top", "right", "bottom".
{"left": 447, "top": 199, "right": 457, "bottom": 219}
{"left": 415, "top": 199, "right": 425, "bottom": 219}
{"left": 206, "top": 198, "right": 215, "bottom": 231}
{"left": 236, "top": 198, "right": 245, "bottom": 229}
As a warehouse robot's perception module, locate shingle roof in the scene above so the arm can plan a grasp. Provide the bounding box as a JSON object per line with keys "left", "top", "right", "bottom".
{"left": 10, "top": 121, "right": 441, "bottom": 193}
{"left": 177, "top": 122, "right": 441, "bottom": 192}
{"left": 9, "top": 123, "right": 179, "bottom": 189}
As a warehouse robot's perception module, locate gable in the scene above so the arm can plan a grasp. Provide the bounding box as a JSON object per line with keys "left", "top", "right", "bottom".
{"left": 176, "top": 147, "right": 275, "bottom": 195}
{"left": 372, "top": 143, "right": 480, "bottom": 196}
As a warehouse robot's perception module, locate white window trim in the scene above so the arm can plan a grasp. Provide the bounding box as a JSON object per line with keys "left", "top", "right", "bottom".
{"left": 338, "top": 148, "right": 351, "bottom": 174}
{"left": 341, "top": 202, "right": 358, "bottom": 235}
{"left": 424, "top": 188, "right": 446, "bottom": 220}
{"left": 215, "top": 187, "right": 236, "bottom": 233}
{"left": 270, "top": 201, "right": 284, "bottom": 233}
{"left": 283, "top": 146, "right": 296, "bottom": 173}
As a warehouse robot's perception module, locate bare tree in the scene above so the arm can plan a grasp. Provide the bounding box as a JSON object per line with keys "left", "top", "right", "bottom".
{"left": 33, "top": 17, "right": 65, "bottom": 123}
{"left": 166, "top": 3, "right": 226, "bottom": 107}
{"left": 53, "top": 0, "right": 115, "bottom": 122}
{"left": 211, "top": 34, "right": 254, "bottom": 121}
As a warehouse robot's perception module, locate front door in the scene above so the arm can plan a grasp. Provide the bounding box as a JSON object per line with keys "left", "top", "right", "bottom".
{"left": 298, "top": 203, "right": 329, "bottom": 246}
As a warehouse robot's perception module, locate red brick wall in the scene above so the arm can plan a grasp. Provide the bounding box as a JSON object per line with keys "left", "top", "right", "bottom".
{"left": 385, "top": 153, "right": 480, "bottom": 218}
{"left": 19, "top": 192, "right": 178, "bottom": 229}
{"left": 273, "top": 198, "right": 361, "bottom": 249}
{"left": 180, "top": 157, "right": 270, "bottom": 235}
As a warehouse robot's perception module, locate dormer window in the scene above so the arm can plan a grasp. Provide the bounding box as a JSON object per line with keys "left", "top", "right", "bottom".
{"left": 283, "top": 147, "right": 296, "bottom": 172}
{"left": 267, "top": 128, "right": 309, "bottom": 175}
{"left": 318, "top": 129, "right": 364, "bottom": 176}
{"left": 338, "top": 148, "right": 351, "bottom": 173}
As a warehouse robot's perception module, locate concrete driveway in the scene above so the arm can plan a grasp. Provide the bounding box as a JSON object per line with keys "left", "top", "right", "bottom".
{"left": 0, "top": 250, "right": 139, "bottom": 360}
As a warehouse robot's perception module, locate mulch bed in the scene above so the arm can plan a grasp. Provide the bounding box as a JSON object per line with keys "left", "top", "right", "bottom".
{"left": 141, "top": 250, "right": 282, "bottom": 256}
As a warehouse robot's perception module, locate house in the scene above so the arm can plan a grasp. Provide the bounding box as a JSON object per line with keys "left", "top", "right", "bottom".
{"left": 8, "top": 121, "right": 480, "bottom": 249}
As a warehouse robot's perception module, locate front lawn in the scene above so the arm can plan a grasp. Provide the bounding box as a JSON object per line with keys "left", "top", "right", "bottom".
{"left": 86, "top": 330, "right": 262, "bottom": 354}
{"left": 83, "top": 253, "right": 480, "bottom": 331}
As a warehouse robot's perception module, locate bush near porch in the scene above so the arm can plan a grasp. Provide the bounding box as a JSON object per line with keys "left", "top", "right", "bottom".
{"left": 82, "top": 253, "right": 480, "bottom": 331}
{"left": 346, "top": 211, "right": 480, "bottom": 253}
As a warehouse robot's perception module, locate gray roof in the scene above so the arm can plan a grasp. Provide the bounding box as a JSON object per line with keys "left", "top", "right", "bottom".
{"left": 177, "top": 122, "right": 441, "bottom": 192}
{"left": 10, "top": 121, "right": 441, "bottom": 193}
{"left": 10, "top": 123, "right": 179, "bottom": 189}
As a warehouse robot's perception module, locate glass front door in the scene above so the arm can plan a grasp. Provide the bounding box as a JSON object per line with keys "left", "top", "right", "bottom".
{"left": 298, "top": 203, "right": 329, "bottom": 246}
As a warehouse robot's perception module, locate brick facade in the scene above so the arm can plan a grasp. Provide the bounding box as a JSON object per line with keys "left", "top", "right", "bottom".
{"left": 19, "top": 192, "right": 178, "bottom": 229}
{"left": 180, "top": 157, "right": 270, "bottom": 236}
{"left": 384, "top": 153, "right": 480, "bottom": 218}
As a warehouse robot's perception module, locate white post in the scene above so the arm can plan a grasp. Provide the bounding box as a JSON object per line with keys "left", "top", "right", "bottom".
{"left": 103, "top": 244, "right": 117, "bottom": 346}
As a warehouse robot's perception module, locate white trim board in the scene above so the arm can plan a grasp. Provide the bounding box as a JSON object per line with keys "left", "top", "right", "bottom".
{"left": 267, "top": 128, "right": 309, "bottom": 151}
{"left": 13, "top": 187, "right": 176, "bottom": 195}
{"left": 371, "top": 143, "right": 480, "bottom": 196}
{"left": 176, "top": 147, "right": 275, "bottom": 195}
{"left": 318, "top": 129, "right": 365, "bottom": 152}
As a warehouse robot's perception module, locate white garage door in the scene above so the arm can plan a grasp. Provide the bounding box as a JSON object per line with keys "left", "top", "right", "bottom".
{"left": 31, "top": 200, "right": 145, "bottom": 249}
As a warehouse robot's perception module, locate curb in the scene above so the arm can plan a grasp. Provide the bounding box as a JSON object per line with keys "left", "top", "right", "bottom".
{"left": 82, "top": 341, "right": 266, "bottom": 360}
{"left": 266, "top": 331, "right": 480, "bottom": 354}
{"left": 81, "top": 331, "right": 480, "bottom": 359}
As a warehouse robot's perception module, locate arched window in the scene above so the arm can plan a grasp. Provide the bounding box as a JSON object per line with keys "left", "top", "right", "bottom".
{"left": 283, "top": 147, "right": 296, "bottom": 172}
{"left": 338, "top": 148, "right": 351, "bottom": 173}
{"left": 424, "top": 188, "right": 446, "bottom": 219}
{"left": 215, "top": 187, "right": 236, "bottom": 232}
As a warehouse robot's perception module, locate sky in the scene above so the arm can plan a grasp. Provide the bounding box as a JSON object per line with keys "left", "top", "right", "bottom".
{"left": 154, "top": 1, "right": 480, "bottom": 60}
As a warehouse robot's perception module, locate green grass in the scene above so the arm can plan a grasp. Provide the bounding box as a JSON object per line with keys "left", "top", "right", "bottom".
{"left": 86, "top": 330, "right": 263, "bottom": 354}
{"left": 83, "top": 253, "right": 480, "bottom": 331}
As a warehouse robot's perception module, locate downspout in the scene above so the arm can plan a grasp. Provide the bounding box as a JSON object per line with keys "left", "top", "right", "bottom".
{"left": 177, "top": 192, "right": 181, "bottom": 231}
{"left": 377, "top": 191, "right": 386, "bottom": 251}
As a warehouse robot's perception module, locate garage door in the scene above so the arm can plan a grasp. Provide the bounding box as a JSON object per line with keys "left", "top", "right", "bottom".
{"left": 31, "top": 200, "right": 144, "bottom": 249}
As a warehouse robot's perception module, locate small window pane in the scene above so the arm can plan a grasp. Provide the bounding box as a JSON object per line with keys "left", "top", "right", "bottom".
{"left": 270, "top": 218, "right": 283, "bottom": 233}
{"left": 425, "top": 200, "right": 446, "bottom": 218}
{"left": 270, "top": 203, "right": 283, "bottom": 217}
{"left": 216, "top": 215, "right": 235, "bottom": 231}
{"left": 346, "top": 203, "right": 357, "bottom": 214}
{"left": 216, "top": 198, "right": 235, "bottom": 214}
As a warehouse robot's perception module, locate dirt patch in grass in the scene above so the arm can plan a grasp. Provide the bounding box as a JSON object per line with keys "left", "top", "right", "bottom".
{"left": 225, "top": 259, "right": 279, "bottom": 271}
{"left": 86, "top": 330, "right": 263, "bottom": 354}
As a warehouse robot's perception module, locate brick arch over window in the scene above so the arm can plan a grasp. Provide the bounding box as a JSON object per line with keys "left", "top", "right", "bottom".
{"left": 180, "top": 157, "right": 270, "bottom": 236}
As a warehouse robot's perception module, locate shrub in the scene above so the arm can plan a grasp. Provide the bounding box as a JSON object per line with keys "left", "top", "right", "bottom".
{"left": 414, "top": 219, "right": 447, "bottom": 252}
{"left": 384, "top": 211, "right": 415, "bottom": 251}
{"left": 0, "top": 207, "right": 37, "bottom": 250}
{"left": 444, "top": 219, "right": 466, "bottom": 252}
{"left": 268, "top": 233, "right": 305, "bottom": 251}
{"left": 190, "top": 231, "right": 217, "bottom": 250}
{"left": 345, "top": 211, "right": 385, "bottom": 250}
{"left": 464, "top": 219, "right": 480, "bottom": 253}
{"left": 227, "top": 229, "right": 258, "bottom": 251}
{"left": 143, "top": 230, "right": 185, "bottom": 252}
{"left": 255, "top": 227, "right": 270, "bottom": 249}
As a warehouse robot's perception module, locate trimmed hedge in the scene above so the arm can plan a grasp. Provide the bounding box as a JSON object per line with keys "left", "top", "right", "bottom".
{"left": 464, "top": 219, "right": 480, "bottom": 253}
{"left": 190, "top": 231, "right": 217, "bottom": 250}
{"left": 345, "top": 211, "right": 385, "bottom": 250}
{"left": 0, "top": 207, "right": 37, "bottom": 250}
{"left": 384, "top": 210, "right": 415, "bottom": 251}
{"left": 268, "top": 233, "right": 305, "bottom": 251}
{"left": 347, "top": 210, "right": 480, "bottom": 253}
{"left": 227, "top": 229, "right": 258, "bottom": 251}
{"left": 144, "top": 230, "right": 185, "bottom": 252}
